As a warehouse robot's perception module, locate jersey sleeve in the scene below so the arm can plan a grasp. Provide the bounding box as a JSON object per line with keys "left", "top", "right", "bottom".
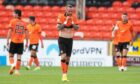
{"left": 72, "top": 15, "right": 78, "bottom": 24}
{"left": 57, "top": 14, "right": 64, "bottom": 24}
{"left": 130, "top": 22, "right": 133, "bottom": 32}
{"left": 38, "top": 25, "right": 42, "bottom": 33}
{"left": 8, "top": 19, "right": 14, "bottom": 30}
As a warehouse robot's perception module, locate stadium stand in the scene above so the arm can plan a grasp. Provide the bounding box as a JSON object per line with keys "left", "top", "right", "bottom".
{"left": 0, "top": 0, "right": 140, "bottom": 40}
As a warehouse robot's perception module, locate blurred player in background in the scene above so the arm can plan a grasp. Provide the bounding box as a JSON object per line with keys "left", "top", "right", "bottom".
{"left": 26, "top": 16, "right": 44, "bottom": 71}
{"left": 57, "top": 4, "right": 79, "bottom": 81}
{"left": 112, "top": 13, "right": 135, "bottom": 71}
{"left": 7, "top": 9, "right": 28, "bottom": 75}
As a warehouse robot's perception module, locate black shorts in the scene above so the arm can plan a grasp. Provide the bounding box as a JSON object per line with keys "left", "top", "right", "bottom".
{"left": 117, "top": 42, "right": 130, "bottom": 52}
{"left": 113, "top": 44, "right": 118, "bottom": 52}
{"left": 9, "top": 42, "right": 24, "bottom": 54}
{"left": 58, "top": 37, "right": 73, "bottom": 57}
{"left": 29, "top": 44, "right": 38, "bottom": 51}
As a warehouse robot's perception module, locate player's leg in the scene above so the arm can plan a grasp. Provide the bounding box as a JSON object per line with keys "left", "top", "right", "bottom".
{"left": 121, "top": 42, "right": 129, "bottom": 71}
{"left": 115, "top": 43, "right": 124, "bottom": 71}
{"left": 8, "top": 42, "right": 16, "bottom": 75}
{"left": 15, "top": 54, "right": 22, "bottom": 75}
{"left": 114, "top": 45, "right": 121, "bottom": 67}
{"left": 62, "top": 38, "right": 73, "bottom": 81}
{"left": 58, "top": 37, "right": 69, "bottom": 81}
{"left": 33, "top": 50, "right": 40, "bottom": 71}
{"left": 15, "top": 43, "right": 24, "bottom": 75}
{"left": 26, "top": 45, "right": 34, "bottom": 70}
{"left": 9, "top": 53, "right": 15, "bottom": 75}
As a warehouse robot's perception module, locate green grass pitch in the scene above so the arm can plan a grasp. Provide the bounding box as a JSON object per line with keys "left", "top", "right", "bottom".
{"left": 0, "top": 66, "right": 140, "bottom": 84}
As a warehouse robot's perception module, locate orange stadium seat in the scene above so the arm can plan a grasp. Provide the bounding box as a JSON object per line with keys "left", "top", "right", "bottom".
{"left": 133, "top": 20, "right": 140, "bottom": 26}
{"left": 42, "top": 6, "right": 51, "bottom": 12}
{"left": 107, "top": 7, "right": 115, "bottom": 13}
{"left": 88, "top": 26, "right": 100, "bottom": 31}
{"left": 91, "top": 13, "right": 100, "bottom": 19}
{"left": 15, "top": 5, "right": 24, "bottom": 10}
{"left": 100, "top": 13, "right": 110, "bottom": 19}
{"left": 129, "top": 14, "right": 138, "bottom": 20}
{"left": 0, "top": 5, "right": 5, "bottom": 10}
{"left": 95, "top": 20, "right": 104, "bottom": 25}
{"left": 86, "top": 19, "right": 94, "bottom": 25}
{"left": 91, "top": 31, "right": 102, "bottom": 40}
{"left": 77, "top": 20, "right": 86, "bottom": 25}
{"left": 122, "top": 1, "right": 131, "bottom": 7}
{"left": 60, "top": 7, "right": 65, "bottom": 12}
{"left": 52, "top": 6, "right": 61, "bottom": 12}
{"left": 102, "top": 32, "right": 112, "bottom": 40}
{"left": 136, "top": 8, "right": 140, "bottom": 13}
{"left": 98, "top": 7, "right": 107, "bottom": 13}
{"left": 23, "top": 5, "right": 33, "bottom": 11}
{"left": 88, "top": 7, "right": 97, "bottom": 12}
{"left": 33, "top": 6, "right": 42, "bottom": 11}
{"left": 133, "top": 26, "right": 140, "bottom": 32}
{"left": 113, "top": 1, "right": 122, "bottom": 7}
{"left": 126, "top": 8, "right": 135, "bottom": 13}
{"left": 79, "top": 26, "right": 88, "bottom": 31}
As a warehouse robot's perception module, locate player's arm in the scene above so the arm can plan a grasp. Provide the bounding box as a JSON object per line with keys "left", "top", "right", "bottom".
{"left": 112, "top": 24, "right": 118, "bottom": 38}
{"left": 40, "top": 32, "right": 44, "bottom": 48}
{"left": 130, "top": 26, "right": 135, "bottom": 46}
{"left": 72, "top": 16, "right": 79, "bottom": 30}
{"left": 25, "top": 29, "right": 28, "bottom": 48}
{"left": 57, "top": 14, "right": 66, "bottom": 30}
{"left": 57, "top": 23, "right": 65, "bottom": 30}
{"left": 7, "top": 28, "right": 12, "bottom": 46}
{"left": 38, "top": 26, "right": 44, "bottom": 48}
{"left": 72, "top": 24, "right": 79, "bottom": 30}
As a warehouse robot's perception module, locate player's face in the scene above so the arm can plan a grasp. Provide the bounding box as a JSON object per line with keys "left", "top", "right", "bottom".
{"left": 29, "top": 19, "right": 33, "bottom": 24}
{"left": 13, "top": 12, "right": 17, "bottom": 18}
{"left": 122, "top": 14, "right": 128, "bottom": 22}
{"left": 66, "top": 6, "right": 73, "bottom": 15}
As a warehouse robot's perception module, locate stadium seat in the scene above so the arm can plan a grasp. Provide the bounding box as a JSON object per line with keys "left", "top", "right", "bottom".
{"left": 86, "top": 19, "right": 94, "bottom": 25}
{"left": 23, "top": 5, "right": 33, "bottom": 11}
{"left": 91, "top": 31, "right": 102, "bottom": 40}
{"left": 42, "top": 6, "right": 51, "bottom": 12}
{"left": 129, "top": 14, "right": 138, "bottom": 20}
{"left": 33, "top": 6, "right": 42, "bottom": 11}
{"left": 88, "top": 7, "right": 97, "bottom": 12}
{"left": 98, "top": 7, "right": 107, "bottom": 13}
{"left": 91, "top": 13, "right": 100, "bottom": 19}
{"left": 102, "top": 32, "right": 112, "bottom": 40}
{"left": 133, "top": 20, "right": 140, "bottom": 26}
{"left": 88, "top": 26, "right": 100, "bottom": 31}
{"left": 136, "top": 8, "right": 140, "bottom": 13}
{"left": 0, "top": 5, "right": 5, "bottom": 10}
{"left": 107, "top": 7, "right": 115, "bottom": 13}
{"left": 101, "top": 13, "right": 110, "bottom": 19}
{"left": 52, "top": 6, "right": 61, "bottom": 12}
{"left": 123, "top": 1, "right": 131, "bottom": 7}
{"left": 126, "top": 8, "right": 135, "bottom": 13}
{"left": 113, "top": 1, "right": 122, "bottom": 7}
{"left": 60, "top": 7, "right": 65, "bottom": 12}
{"left": 95, "top": 20, "right": 104, "bottom": 25}
{"left": 15, "top": 5, "right": 24, "bottom": 10}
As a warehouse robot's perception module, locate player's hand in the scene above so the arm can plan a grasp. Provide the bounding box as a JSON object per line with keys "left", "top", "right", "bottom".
{"left": 7, "top": 41, "right": 9, "bottom": 47}
{"left": 64, "top": 16, "right": 71, "bottom": 24}
{"left": 25, "top": 43, "right": 28, "bottom": 49}
{"left": 41, "top": 44, "right": 44, "bottom": 48}
{"left": 6, "top": 41, "right": 10, "bottom": 51}
{"left": 130, "top": 41, "right": 133, "bottom": 46}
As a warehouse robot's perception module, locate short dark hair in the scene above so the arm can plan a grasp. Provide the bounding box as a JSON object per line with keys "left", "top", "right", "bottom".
{"left": 66, "top": 4, "right": 73, "bottom": 8}
{"left": 14, "top": 9, "right": 22, "bottom": 17}
{"left": 123, "top": 12, "right": 128, "bottom": 16}
{"left": 29, "top": 16, "right": 35, "bottom": 21}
